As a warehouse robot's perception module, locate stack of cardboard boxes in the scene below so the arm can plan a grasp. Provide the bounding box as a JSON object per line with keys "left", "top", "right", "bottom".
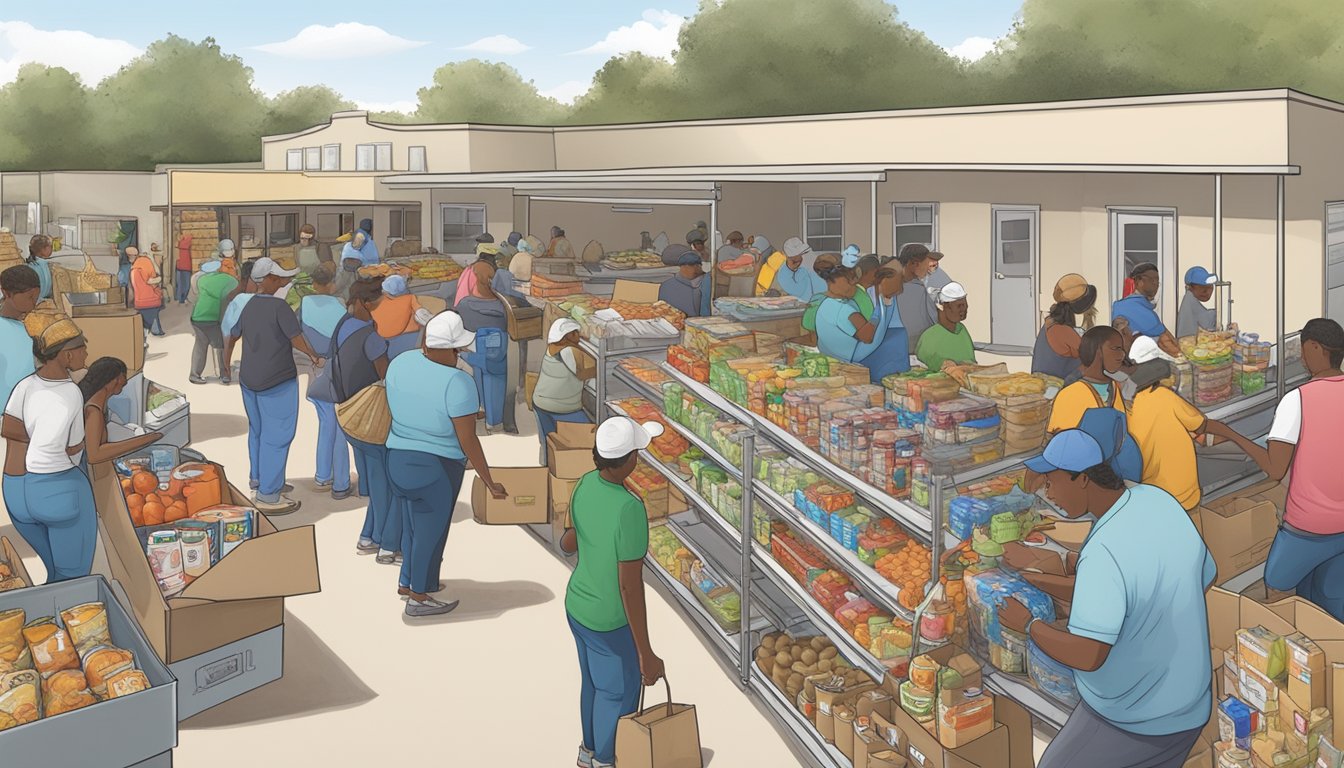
{"left": 1194, "top": 480, "right": 1284, "bottom": 585}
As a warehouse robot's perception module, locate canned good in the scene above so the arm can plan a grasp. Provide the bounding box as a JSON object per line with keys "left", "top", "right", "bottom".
{"left": 180, "top": 529, "right": 210, "bottom": 580}
{"left": 146, "top": 531, "right": 185, "bottom": 597}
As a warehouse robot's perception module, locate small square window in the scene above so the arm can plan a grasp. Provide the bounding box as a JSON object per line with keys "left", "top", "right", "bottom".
{"left": 286, "top": 149, "right": 303, "bottom": 171}
{"left": 409, "top": 146, "right": 427, "bottom": 172}
{"left": 304, "top": 147, "right": 320, "bottom": 171}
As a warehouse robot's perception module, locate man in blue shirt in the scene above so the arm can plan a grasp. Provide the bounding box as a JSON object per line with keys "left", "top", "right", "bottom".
{"left": 1112, "top": 262, "right": 1182, "bottom": 358}
{"left": 1001, "top": 429, "right": 1214, "bottom": 768}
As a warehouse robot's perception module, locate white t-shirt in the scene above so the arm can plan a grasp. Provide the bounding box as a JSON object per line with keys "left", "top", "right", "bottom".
{"left": 1268, "top": 390, "right": 1302, "bottom": 445}
{"left": 5, "top": 374, "right": 85, "bottom": 473}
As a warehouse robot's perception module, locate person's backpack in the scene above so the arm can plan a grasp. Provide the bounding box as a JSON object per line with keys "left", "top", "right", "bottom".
{"left": 1078, "top": 407, "right": 1144, "bottom": 483}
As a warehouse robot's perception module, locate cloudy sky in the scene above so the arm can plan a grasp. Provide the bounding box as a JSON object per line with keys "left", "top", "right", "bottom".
{"left": 0, "top": 1, "right": 1019, "bottom": 109}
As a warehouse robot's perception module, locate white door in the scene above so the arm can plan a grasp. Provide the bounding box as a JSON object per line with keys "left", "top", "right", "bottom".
{"left": 991, "top": 206, "right": 1039, "bottom": 348}
{"left": 1327, "top": 203, "right": 1344, "bottom": 323}
{"left": 1110, "top": 211, "right": 1176, "bottom": 321}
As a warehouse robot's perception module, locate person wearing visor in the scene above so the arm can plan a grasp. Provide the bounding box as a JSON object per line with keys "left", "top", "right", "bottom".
{"left": 1208, "top": 318, "right": 1344, "bottom": 620}
{"left": 387, "top": 310, "right": 507, "bottom": 617}
{"left": 1177, "top": 266, "right": 1219, "bottom": 339}
{"left": 533, "top": 318, "right": 592, "bottom": 463}
{"left": 1001, "top": 429, "right": 1214, "bottom": 768}
{"left": 1112, "top": 262, "right": 1182, "bottom": 358}
{"left": 2, "top": 313, "right": 96, "bottom": 583}
{"left": 658, "top": 247, "right": 709, "bottom": 318}
{"left": 1033, "top": 274, "right": 1099, "bottom": 383}
{"left": 225, "top": 257, "right": 323, "bottom": 515}
{"left": 915, "top": 282, "right": 976, "bottom": 371}
{"left": 560, "top": 416, "right": 667, "bottom": 768}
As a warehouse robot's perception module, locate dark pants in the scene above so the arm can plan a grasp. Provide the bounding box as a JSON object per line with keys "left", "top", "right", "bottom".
{"left": 568, "top": 614, "right": 641, "bottom": 765}
{"left": 1264, "top": 523, "right": 1344, "bottom": 621}
{"left": 1038, "top": 700, "right": 1204, "bottom": 768}
{"left": 139, "top": 306, "right": 163, "bottom": 335}
{"left": 190, "top": 321, "right": 225, "bottom": 378}
{"left": 352, "top": 438, "right": 401, "bottom": 552}
{"left": 388, "top": 449, "right": 465, "bottom": 595}
{"left": 175, "top": 269, "right": 192, "bottom": 303}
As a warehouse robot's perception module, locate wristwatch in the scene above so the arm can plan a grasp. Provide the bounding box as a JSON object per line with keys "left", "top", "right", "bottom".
{"left": 1025, "top": 617, "right": 1039, "bottom": 637}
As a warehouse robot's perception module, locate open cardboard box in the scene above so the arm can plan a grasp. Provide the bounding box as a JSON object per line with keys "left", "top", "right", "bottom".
{"left": 72, "top": 311, "right": 145, "bottom": 375}
{"left": 548, "top": 420, "right": 598, "bottom": 479}
{"left": 90, "top": 461, "right": 320, "bottom": 664}
{"left": 1197, "top": 495, "right": 1277, "bottom": 585}
{"left": 1, "top": 535, "right": 33, "bottom": 587}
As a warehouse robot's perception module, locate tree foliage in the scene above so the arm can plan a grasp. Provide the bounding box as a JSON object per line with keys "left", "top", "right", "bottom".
{"left": 6, "top": 0, "right": 1344, "bottom": 169}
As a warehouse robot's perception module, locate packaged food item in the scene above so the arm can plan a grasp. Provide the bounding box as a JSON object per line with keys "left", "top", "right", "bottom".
{"left": 0, "top": 607, "right": 28, "bottom": 672}
{"left": 899, "top": 679, "right": 935, "bottom": 723}
{"left": 1218, "top": 747, "right": 1252, "bottom": 768}
{"left": 989, "top": 628, "right": 1028, "bottom": 675}
{"left": 146, "top": 530, "right": 187, "bottom": 597}
{"left": 1316, "top": 735, "right": 1343, "bottom": 768}
{"left": 193, "top": 504, "right": 256, "bottom": 558}
{"left": 42, "top": 668, "right": 97, "bottom": 717}
{"left": 1028, "top": 637, "right": 1080, "bottom": 707}
{"left": 0, "top": 680, "right": 39, "bottom": 728}
{"left": 809, "top": 570, "right": 854, "bottom": 614}
{"left": 937, "top": 687, "right": 995, "bottom": 748}
{"left": 830, "top": 505, "right": 876, "bottom": 551}
{"left": 21, "top": 617, "right": 80, "bottom": 678}
{"left": 965, "top": 568, "right": 1055, "bottom": 646}
{"left": 1236, "top": 626, "right": 1287, "bottom": 681}
{"left": 921, "top": 600, "right": 955, "bottom": 644}
{"left": 59, "top": 602, "right": 111, "bottom": 655}
{"left": 1219, "top": 697, "right": 1258, "bottom": 751}
{"left": 81, "top": 645, "right": 134, "bottom": 697}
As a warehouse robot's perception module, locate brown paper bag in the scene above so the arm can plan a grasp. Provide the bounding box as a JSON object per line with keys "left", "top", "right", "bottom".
{"left": 615, "top": 678, "right": 703, "bottom": 768}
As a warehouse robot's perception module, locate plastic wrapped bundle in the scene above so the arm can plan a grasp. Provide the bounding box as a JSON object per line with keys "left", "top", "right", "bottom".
{"left": 1028, "top": 637, "right": 1081, "bottom": 707}
{"left": 966, "top": 568, "right": 1055, "bottom": 646}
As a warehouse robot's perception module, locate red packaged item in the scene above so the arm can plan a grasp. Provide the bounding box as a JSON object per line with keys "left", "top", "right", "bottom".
{"left": 770, "top": 525, "right": 830, "bottom": 585}
{"left": 805, "top": 482, "right": 855, "bottom": 513}
{"left": 809, "top": 570, "right": 854, "bottom": 613}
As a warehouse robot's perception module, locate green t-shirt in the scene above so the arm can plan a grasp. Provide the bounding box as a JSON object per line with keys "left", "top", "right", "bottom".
{"left": 565, "top": 471, "right": 650, "bottom": 632}
{"left": 192, "top": 271, "right": 240, "bottom": 323}
{"left": 916, "top": 322, "right": 976, "bottom": 371}
{"left": 802, "top": 289, "right": 873, "bottom": 333}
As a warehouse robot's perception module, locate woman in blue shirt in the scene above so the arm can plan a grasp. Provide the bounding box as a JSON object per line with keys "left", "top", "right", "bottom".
{"left": 857, "top": 265, "right": 911, "bottom": 383}
{"left": 298, "top": 265, "right": 355, "bottom": 502}
{"left": 385, "top": 310, "right": 507, "bottom": 617}
{"left": 813, "top": 262, "right": 877, "bottom": 363}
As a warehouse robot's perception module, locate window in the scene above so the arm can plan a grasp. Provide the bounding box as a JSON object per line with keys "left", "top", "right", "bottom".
{"left": 356, "top": 143, "right": 392, "bottom": 171}
{"left": 388, "top": 209, "right": 403, "bottom": 239}
{"left": 269, "top": 213, "right": 298, "bottom": 247}
{"left": 0, "top": 205, "right": 14, "bottom": 231}
{"left": 405, "top": 210, "right": 421, "bottom": 240}
{"left": 803, "top": 200, "right": 844, "bottom": 253}
{"left": 893, "top": 203, "right": 938, "bottom": 254}
{"left": 441, "top": 205, "right": 486, "bottom": 255}
{"left": 1326, "top": 203, "right": 1344, "bottom": 322}
{"left": 409, "top": 146, "right": 427, "bottom": 172}
{"left": 316, "top": 213, "right": 346, "bottom": 240}
{"left": 322, "top": 144, "right": 340, "bottom": 171}
{"left": 304, "top": 147, "right": 320, "bottom": 171}
{"left": 286, "top": 149, "right": 303, "bottom": 171}
{"left": 388, "top": 209, "right": 422, "bottom": 241}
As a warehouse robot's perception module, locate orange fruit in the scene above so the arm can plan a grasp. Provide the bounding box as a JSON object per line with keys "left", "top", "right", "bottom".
{"left": 131, "top": 471, "right": 158, "bottom": 495}
{"left": 121, "top": 477, "right": 134, "bottom": 495}
{"left": 142, "top": 502, "right": 165, "bottom": 526}
{"left": 126, "top": 494, "right": 144, "bottom": 510}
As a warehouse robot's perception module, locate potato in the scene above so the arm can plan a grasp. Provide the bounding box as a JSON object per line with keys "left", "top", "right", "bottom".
{"left": 772, "top": 668, "right": 789, "bottom": 688}
{"left": 810, "top": 637, "right": 828, "bottom": 652}
{"left": 800, "top": 649, "right": 818, "bottom": 666}
{"left": 775, "top": 652, "right": 793, "bottom": 668}
{"left": 818, "top": 658, "right": 833, "bottom": 673}
{"left": 788, "top": 672, "right": 804, "bottom": 690}
{"left": 819, "top": 647, "right": 838, "bottom": 661}
{"left": 791, "top": 662, "right": 811, "bottom": 675}
{"left": 755, "top": 646, "right": 773, "bottom": 662}
{"left": 756, "top": 659, "right": 771, "bottom": 675}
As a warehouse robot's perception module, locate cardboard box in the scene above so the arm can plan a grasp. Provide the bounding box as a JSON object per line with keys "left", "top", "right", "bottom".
{"left": 1199, "top": 497, "right": 1277, "bottom": 584}
{"left": 524, "top": 371, "right": 538, "bottom": 411}
{"left": 0, "top": 576, "right": 176, "bottom": 766}
{"left": 74, "top": 311, "right": 145, "bottom": 375}
{"left": 1286, "top": 632, "right": 1326, "bottom": 710}
{"left": 547, "top": 421, "right": 597, "bottom": 479}
{"left": 885, "top": 693, "right": 1034, "bottom": 768}
{"left": 1, "top": 535, "right": 33, "bottom": 587}
{"left": 816, "top": 679, "right": 877, "bottom": 742}
{"left": 549, "top": 474, "right": 579, "bottom": 546}
{"left": 612, "top": 279, "right": 661, "bottom": 304}
{"left": 573, "top": 345, "right": 598, "bottom": 381}
{"left": 90, "top": 462, "right": 320, "bottom": 665}
{"left": 472, "top": 467, "right": 549, "bottom": 525}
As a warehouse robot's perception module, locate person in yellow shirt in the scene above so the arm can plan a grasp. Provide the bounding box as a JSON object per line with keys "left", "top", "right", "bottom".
{"left": 1046, "top": 326, "right": 1128, "bottom": 434}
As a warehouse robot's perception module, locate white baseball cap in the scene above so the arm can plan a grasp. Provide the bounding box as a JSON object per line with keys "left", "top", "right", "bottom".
{"left": 596, "top": 416, "right": 664, "bottom": 459}
{"left": 1129, "top": 335, "right": 1180, "bottom": 364}
{"left": 425, "top": 311, "right": 476, "bottom": 350}
{"left": 251, "top": 256, "right": 299, "bottom": 280}
{"left": 548, "top": 318, "right": 581, "bottom": 344}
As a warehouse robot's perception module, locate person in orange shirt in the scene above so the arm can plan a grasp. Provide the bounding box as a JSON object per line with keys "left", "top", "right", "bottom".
{"left": 371, "top": 275, "right": 431, "bottom": 360}
{"left": 129, "top": 246, "right": 165, "bottom": 337}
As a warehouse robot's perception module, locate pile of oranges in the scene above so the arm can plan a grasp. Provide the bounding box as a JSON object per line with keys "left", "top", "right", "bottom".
{"left": 875, "top": 540, "right": 933, "bottom": 611}
{"left": 120, "top": 470, "right": 190, "bottom": 527}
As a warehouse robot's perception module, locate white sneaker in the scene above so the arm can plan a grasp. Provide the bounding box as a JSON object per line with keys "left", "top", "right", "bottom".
{"left": 576, "top": 745, "right": 595, "bottom": 768}
{"left": 253, "top": 495, "right": 301, "bottom": 515}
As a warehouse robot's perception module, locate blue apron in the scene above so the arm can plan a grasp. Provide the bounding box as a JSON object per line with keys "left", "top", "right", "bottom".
{"left": 859, "top": 299, "right": 910, "bottom": 383}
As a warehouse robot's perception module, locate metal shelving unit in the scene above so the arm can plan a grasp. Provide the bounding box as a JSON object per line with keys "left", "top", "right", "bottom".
{"left": 579, "top": 336, "right": 679, "bottom": 420}
{"left": 750, "top": 668, "right": 852, "bottom": 767}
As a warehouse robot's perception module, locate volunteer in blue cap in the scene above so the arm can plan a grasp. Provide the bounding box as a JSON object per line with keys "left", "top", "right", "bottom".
{"left": 1176, "top": 266, "right": 1218, "bottom": 339}
{"left": 657, "top": 248, "right": 708, "bottom": 318}
{"left": 1001, "top": 429, "right": 1214, "bottom": 768}
{"left": 1112, "top": 262, "right": 1182, "bottom": 358}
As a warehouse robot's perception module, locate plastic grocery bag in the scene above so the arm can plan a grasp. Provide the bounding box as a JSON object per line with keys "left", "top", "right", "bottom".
{"left": 616, "top": 678, "right": 703, "bottom": 768}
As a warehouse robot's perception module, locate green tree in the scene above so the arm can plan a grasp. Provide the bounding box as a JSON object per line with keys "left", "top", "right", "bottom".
{"left": 413, "top": 60, "right": 565, "bottom": 124}
{"left": 0, "top": 64, "right": 100, "bottom": 170}
{"left": 94, "top": 35, "right": 267, "bottom": 169}
{"left": 263, "top": 85, "right": 355, "bottom": 137}
{"left": 568, "top": 54, "right": 682, "bottom": 124}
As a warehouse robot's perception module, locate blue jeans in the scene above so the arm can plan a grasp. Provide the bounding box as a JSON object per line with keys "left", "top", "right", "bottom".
{"left": 351, "top": 438, "right": 401, "bottom": 551}
{"left": 241, "top": 378, "right": 300, "bottom": 503}
{"left": 568, "top": 614, "right": 641, "bottom": 764}
{"left": 139, "top": 306, "right": 163, "bottom": 335}
{"left": 1265, "top": 523, "right": 1344, "bottom": 621}
{"left": 308, "top": 397, "right": 351, "bottom": 492}
{"left": 2, "top": 468, "right": 98, "bottom": 583}
{"left": 471, "top": 364, "right": 507, "bottom": 427}
{"left": 388, "top": 449, "right": 465, "bottom": 595}
{"left": 536, "top": 408, "right": 590, "bottom": 463}
{"left": 176, "top": 269, "right": 192, "bottom": 304}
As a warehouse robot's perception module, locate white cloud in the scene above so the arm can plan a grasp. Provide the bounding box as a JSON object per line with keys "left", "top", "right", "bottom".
{"left": 254, "top": 23, "right": 426, "bottom": 60}
{"left": 0, "top": 21, "right": 142, "bottom": 85}
{"left": 540, "top": 80, "right": 591, "bottom": 104}
{"left": 572, "top": 9, "right": 684, "bottom": 60}
{"left": 458, "top": 35, "right": 531, "bottom": 56}
{"left": 946, "top": 36, "right": 998, "bottom": 62}
{"left": 357, "top": 99, "right": 418, "bottom": 114}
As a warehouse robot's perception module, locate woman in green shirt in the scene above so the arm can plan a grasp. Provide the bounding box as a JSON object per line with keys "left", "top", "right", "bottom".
{"left": 916, "top": 281, "right": 977, "bottom": 371}
{"left": 560, "top": 416, "right": 666, "bottom": 768}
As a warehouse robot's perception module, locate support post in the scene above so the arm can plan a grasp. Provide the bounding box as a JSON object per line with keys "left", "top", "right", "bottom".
{"left": 709, "top": 192, "right": 719, "bottom": 301}
{"left": 1214, "top": 174, "right": 1224, "bottom": 323}
{"left": 870, "top": 180, "right": 878, "bottom": 253}
{"left": 1276, "top": 175, "right": 1286, "bottom": 401}
{"left": 738, "top": 433, "right": 755, "bottom": 688}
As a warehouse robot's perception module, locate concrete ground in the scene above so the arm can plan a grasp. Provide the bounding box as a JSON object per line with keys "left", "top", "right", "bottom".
{"left": 1, "top": 303, "right": 1050, "bottom": 765}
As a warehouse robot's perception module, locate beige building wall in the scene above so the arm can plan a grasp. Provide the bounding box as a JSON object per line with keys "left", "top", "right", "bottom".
{"left": 552, "top": 95, "right": 1293, "bottom": 171}
{"left": 170, "top": 171, "right": 380, "bottom": 206}
{"left": 1286, "top": 99, "right": 1344, "bottom": 328}
{"left": 717, "top": 182, "right": 799, "bottom": 246}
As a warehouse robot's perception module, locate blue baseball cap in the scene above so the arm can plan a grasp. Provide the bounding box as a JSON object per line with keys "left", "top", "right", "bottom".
{"left": 1184, "top": 266, "right": 1217, "bottom": 286}
{"left": 842, "top": 244, "right": 862, "bottom": 267}
{"left": 1025, "top": 430, "right": 1106, "bottom": 475}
